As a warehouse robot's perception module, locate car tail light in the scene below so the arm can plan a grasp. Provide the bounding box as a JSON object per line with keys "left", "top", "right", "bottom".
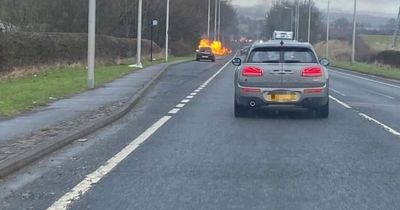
{"left": 242, "top": 66, "right": 264, "bottom": 77}
{"left": 301, "top": 66, "right": 322, "bottom": 77}
{"left": 304, "top": 88, "right": 323, "bottom": 94}
{"left": 240, "top": 87, "right": 261, "bottom": 93}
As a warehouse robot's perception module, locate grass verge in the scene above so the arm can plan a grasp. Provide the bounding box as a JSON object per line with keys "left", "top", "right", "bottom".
{"left": 0, "top": 56, "right": 193, "bottom": 117}
{"left": 331, "top": 60, "right": 400, "bottom": 81}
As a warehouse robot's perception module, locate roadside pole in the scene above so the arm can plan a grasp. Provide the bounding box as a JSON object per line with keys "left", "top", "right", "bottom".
{"left": 88, "top": 0, "right": 96, "bottom": 89}
{"left": 351, "top": 0, "right": 357, "bottom": 63}
{"left": 207, "top": 0, "right": 211, "bottom": 39}
{"left": 214, "top": 0, "right": 218, "bottom": 41}
{"left": 307, "top": 0, "right": 311, "bottom": 43}
{"left": 326, "top": 0, "right": 330, "bottom": 58}
{"left": 165, "top": 0, "right": 170, "bottom": 62}
{"left": 130, "top": 0, "right": 143, "bottom": 68}
{"left": 217, "top": 0, "right": 221, "bottom": 41}
{"left": 296, "top": 0, "right": 300, "bottom": 40}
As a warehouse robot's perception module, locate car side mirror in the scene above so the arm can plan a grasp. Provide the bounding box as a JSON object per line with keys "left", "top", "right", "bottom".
{"left": 232, "top": 58, "right": 242, "bottom": 66}
{"left": 320, "top": 58, "right": 330, "bottom": 67}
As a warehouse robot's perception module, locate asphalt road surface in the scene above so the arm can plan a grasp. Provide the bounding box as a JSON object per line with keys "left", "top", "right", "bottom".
{"left": 1, "top": 56, "right": 400, "bottom": 210}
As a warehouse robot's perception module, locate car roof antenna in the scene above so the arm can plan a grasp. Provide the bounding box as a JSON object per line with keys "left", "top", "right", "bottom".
{"left": 280, "top": 40, "right": 284, "bottom": 46}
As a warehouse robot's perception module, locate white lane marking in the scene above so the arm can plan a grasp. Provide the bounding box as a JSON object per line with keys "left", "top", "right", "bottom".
{"left": 329, "top": 95, "right": 352, "bottom": 109}
{"left": 359, "top": 113, "right": 400, "bottom": 138}
{"left": 47, "top": 116, "right": 172, "bottom": 210}
{"left": 176, "top": 103, "right": 185, "bottom": 108}
{"left": 330, "top": 88, "right": 346, "bottom": 97}
{"left": 366, "top": 90, "right": 396, "bottom": 100}
{"left": 181, "top": 99, "right": 190, "bottom": 103}
{"left": 186, "top": 96, "right": 194, "bottom": 99}
{"left": 330, "top": 69, "right": 400, "bottom": 89}
{"left": 168, "top": 108, "right": 180, "bottom": 114}
{"left": 194, "top": 89, "right": 201, "bottom": 92}
{"left": 190, "top": 93, "right": 197, "bottom": 96}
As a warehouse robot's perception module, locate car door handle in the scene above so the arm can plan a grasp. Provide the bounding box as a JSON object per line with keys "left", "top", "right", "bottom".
{"left": 271, "top": 70, "right": 282, "bottom": 74}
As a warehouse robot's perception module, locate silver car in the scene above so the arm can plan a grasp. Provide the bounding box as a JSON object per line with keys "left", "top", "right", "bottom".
{"left": 232, "top": 41, "right": 330, "bottom": 118}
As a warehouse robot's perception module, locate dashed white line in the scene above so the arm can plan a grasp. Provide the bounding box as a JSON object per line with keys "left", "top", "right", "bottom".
{"left": 47, "top": 116, "right": 172, "bottom": 210}
{"left": 176, "top": 103, "right": 185, "bottom": 108}
{"left": 329, "top": 95, "right": 352, "bottom": 109}
{"left": 186, "top": 96, "right": 194, "bottom": 99}
{"left": 194, "top": 89, "right": 201, "bottom": 92}
{"left": 190, "top": 93, "right": 197, "bottom": 96}
{"left": 181, "top": 99, "right": 190, "bottom": 103}
{"left": 168, "top": 108, "right": 180, "bottom": 114}
{"left": 359, "top": 113, "right": 400, "bottom": 138}
{"left": 330, "top": 88, "right": 346, "bottom": 97}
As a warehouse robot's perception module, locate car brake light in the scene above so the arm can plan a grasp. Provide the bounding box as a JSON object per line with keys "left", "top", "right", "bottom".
{"left": 301, "top": 67, "right": 322, "bottom": 77}
{"left": 242, "top": 66, "right": 264, "bottom": 77}
{"left": 304, "top": 88, "right": 323, "bottom": 94}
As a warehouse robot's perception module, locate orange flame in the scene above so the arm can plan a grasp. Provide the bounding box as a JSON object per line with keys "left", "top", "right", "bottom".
{"left": 198, "top": 38, "right": 230, "bottom": 56}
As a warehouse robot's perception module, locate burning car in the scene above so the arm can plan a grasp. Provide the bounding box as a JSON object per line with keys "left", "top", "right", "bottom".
{"left": 196, "top": 47, "right": 216, "bottom": 62}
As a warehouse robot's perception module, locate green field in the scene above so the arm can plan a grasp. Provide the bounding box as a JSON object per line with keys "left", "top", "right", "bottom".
{"left": 0, "top": 56, "right": 192, "bottom": 117}
{"left": 361, "top": 34, "right": 397, "bottom": 51}
{"left": 332, "top": 60, "right": 400, "bottom": 80}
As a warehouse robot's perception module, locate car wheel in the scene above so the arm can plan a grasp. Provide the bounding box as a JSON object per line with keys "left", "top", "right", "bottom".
{"left": 211, "top": 59, "right": 215, "bottom": 62}
{"left": 234, "top": 100, "right": 247, "bottom": 118}
{"left": 314, "top": 102, "right": 329, "bottom": 118}
{"left": 196, "top": 58, "right": 200, "bottom": 61}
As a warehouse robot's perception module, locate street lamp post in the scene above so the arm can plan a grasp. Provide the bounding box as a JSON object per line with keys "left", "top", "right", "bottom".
{"left": 214, "top": 0, "right": 218, "bottom": 41}
{"left": 165, "top": 0, "right": 170, "bottom": 62}
{"left": 307, "top": 0, "right": 312, "bottom": 43}
{"left": 284, "top": 7, "right": 294, "bottom": 35}
{"left": 207, "top": 0, "right": 211, "bottom": 39}
{"left": 88, "top": 0, "right": 96, "bottom": 89}
{"left": 130, "top": 0, "right": 143, "bottom": 68}
{"left": 351, "top": 0, "right": 357, "bottom": 63}
{"left": 326, "top": 0, "right": 330, "bottom": 58}
{"left": 218, "top": 0, "right": 221, "bottom": 41}
{"left": 296, "top": 0, "right": 300, "bottom": 40}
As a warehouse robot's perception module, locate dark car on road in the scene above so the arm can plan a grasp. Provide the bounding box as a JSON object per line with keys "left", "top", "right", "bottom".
{"left": 196, "top": 47, "right": 215, "bottom": 62}
{"left": 232, "top": 41, "right": 330, "bottom": 118}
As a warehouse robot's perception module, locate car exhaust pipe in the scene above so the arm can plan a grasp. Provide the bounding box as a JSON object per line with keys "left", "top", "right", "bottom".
{"left": 249, "top": 100, "right": 256, "bottom": 107}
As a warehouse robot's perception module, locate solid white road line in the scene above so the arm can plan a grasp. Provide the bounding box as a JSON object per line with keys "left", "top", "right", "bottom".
{"left": 330, "top": 88, "right": 346, "bottom": 97}
{"left": 331, "top": 69, "right": 400, "bottom": 89}
{"left": 176, "top": 103, "right": 185, "bottom": 108}
{"left": 168, "top": 108, "right": 180, "bottom": 114}
{"left": 359, "top": 113, "right": 400, "bottom": 138}
{"left": 366, "top": 90, "right": 396, "bottom": 100}
{"left": 329, "top": 95, "right": 352, "bottom": 109}
{"left": 47, "top": 116, "right": 172, "bottom": 210}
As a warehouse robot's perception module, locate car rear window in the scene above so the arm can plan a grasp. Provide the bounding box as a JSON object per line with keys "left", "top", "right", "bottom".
{"left": 247, "top": 47, "right": 317, "bottom": 63}
{"left": 199, "top": 48, "right": 212, "bottom": 53}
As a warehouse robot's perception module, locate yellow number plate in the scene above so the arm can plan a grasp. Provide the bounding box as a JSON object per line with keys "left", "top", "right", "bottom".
{"left": 266, "top": 93, "right": 299, "bottom": 102}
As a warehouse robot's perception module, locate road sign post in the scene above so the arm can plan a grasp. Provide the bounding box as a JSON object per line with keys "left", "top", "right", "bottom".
{"left": 151, "top": 20, "right": 158, "bottom": 62}
{"left": 88, "top": 0, "right": 96, "bottom": 89}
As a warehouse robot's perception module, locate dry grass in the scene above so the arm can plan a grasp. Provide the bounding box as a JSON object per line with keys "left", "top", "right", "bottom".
{"left": 314, "top": 40, "right": 352, "bottom": 61}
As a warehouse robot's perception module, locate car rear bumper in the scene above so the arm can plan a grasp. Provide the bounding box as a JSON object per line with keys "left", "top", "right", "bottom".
{"left": 235, "top": 84, "right": 329, "bottom": 108}
{"left": 196, "top": 55, "right": 215, "bottom": 60}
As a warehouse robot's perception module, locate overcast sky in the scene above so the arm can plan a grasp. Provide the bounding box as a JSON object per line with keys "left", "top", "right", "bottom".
{"left": 231, "top": 0, "right": 399, "bottom": 16}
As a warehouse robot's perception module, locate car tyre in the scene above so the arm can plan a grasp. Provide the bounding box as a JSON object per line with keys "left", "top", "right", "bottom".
{"left": 211, "top": 59, "right": 216, "bottom": 62}
{"left": 234, "top": 100, "right": 247, "bottom": 118}
{"left": 314, "top": 102, "right": 329, "bottom": 118}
